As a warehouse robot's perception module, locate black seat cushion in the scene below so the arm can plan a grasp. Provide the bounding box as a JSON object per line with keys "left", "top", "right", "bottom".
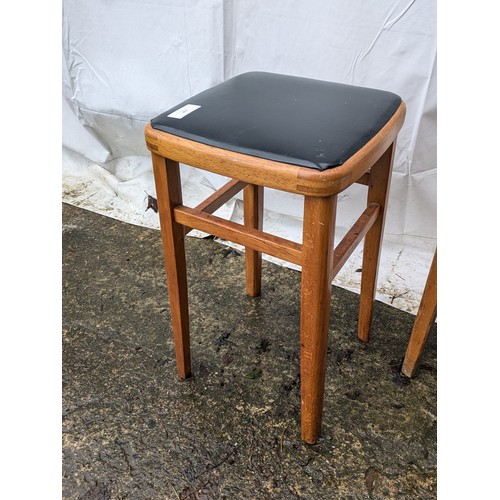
{"left": 151, "top": 72, "right": 402, "bottom": 171}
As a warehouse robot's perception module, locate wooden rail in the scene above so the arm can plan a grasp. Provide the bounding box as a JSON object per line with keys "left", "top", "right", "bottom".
{"left": 184, "top": 179, "right": 246, "bottom": 235}
{"left": 175, "top": 205, "right": 303, "bottom": 265}
{"left": 331, "top": 203, "right": 380, "bottom": 278}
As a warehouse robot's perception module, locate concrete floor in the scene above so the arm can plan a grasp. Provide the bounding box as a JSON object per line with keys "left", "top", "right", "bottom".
{"left": 62, "top": 203, "right": 437, "bottom": 499}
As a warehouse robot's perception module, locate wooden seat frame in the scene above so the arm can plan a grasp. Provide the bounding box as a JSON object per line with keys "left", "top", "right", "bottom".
{"left": 145, "top": 102, "right": 406, "bottom": 444}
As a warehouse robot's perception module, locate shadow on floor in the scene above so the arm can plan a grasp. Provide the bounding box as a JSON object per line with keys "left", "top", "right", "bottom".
{"left": 62, "top": 203, "right": 437, "bottom": 499}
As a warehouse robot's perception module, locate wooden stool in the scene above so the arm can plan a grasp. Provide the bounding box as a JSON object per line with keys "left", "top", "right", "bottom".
{"left": 401, "top": 250, "right": 437, "bottom": 378}
{"left": 145, "top": 72, "right": 406, "bottom": 443}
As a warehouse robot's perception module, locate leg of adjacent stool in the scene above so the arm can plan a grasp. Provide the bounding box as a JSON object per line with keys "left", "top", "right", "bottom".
{"left": 358, "top": 144, "right": 395, "bottom": 343}
{"left": 300, "top": 195, "right": 337, "bottom": 444}
{"left": 151, "top": 154, "right": 191, "bottom": 379}
{"left": 401, "top": 250, "right": 437, "bottom": 377}
{"left": 244, "top": 184, "right": 264, "bottom": 297}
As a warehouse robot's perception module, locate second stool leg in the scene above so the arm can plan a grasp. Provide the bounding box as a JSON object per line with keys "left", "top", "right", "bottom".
{"left": 152, "top": 154, "right": 191, "bottom": 379}
{"left": 300, "top": 195, "right": 337, "bottom": 444}
{"left": 401, "top": 250, "right": 437, "bottom": 377}
{"left": 358, "top": 144, "right": 395, "bottom": 342}
{"left": 244, "top": 184, "right": 264, "bottom": 297}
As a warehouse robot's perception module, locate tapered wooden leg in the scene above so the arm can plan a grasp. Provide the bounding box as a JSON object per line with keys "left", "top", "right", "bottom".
{"left": 244, "top": 184, "right": 264, "bottom": 297}
{"left": 401, "top": 250, "right": 437, "bottom": 377}
{"left": 300, "top": 195, "right": 337, "bottom": 444}
{"left": 151, "top": 154, "right": 191, "bottom": 379}
{"left": 358, "top": 144, "right": 395, "bottom": 342}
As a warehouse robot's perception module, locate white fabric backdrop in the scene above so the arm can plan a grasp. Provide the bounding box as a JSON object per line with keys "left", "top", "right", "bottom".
{"left": 62, "top": 0, "right": 437, "bottom": 314}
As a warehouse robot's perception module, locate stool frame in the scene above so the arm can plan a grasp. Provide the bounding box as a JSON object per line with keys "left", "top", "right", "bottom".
{"left": 145, "top": 102, "right": 405, "bottom": 444}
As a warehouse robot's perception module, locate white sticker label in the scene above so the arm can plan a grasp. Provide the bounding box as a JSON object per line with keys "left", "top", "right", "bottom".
{"left": 167, "top": 104, "right": 201, "bottom": 119}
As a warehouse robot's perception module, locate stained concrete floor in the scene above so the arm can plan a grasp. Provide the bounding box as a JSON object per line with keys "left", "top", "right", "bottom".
{"left": 62, "top": 203, "right": 437, "bottom": 499}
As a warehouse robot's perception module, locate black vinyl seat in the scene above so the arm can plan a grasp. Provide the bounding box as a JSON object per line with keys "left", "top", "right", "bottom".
{"left": 151, "top": 71, "right": 402, "bottom": 171}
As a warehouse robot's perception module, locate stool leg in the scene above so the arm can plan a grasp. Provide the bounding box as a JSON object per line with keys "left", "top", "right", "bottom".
{"left": 300, "top": 195, "right": 337, "bottom": 444}
{"left": 401, "top": 250, "right": 437, "bottom": 377}
{"left": 358, "top": 144, "right": 395, "bottom": 342}
{"left": 151, "top": 154, "right": 191, "bottom": 379}
{"left": 244, "top": 184, "right": 264, "bottom": 297}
